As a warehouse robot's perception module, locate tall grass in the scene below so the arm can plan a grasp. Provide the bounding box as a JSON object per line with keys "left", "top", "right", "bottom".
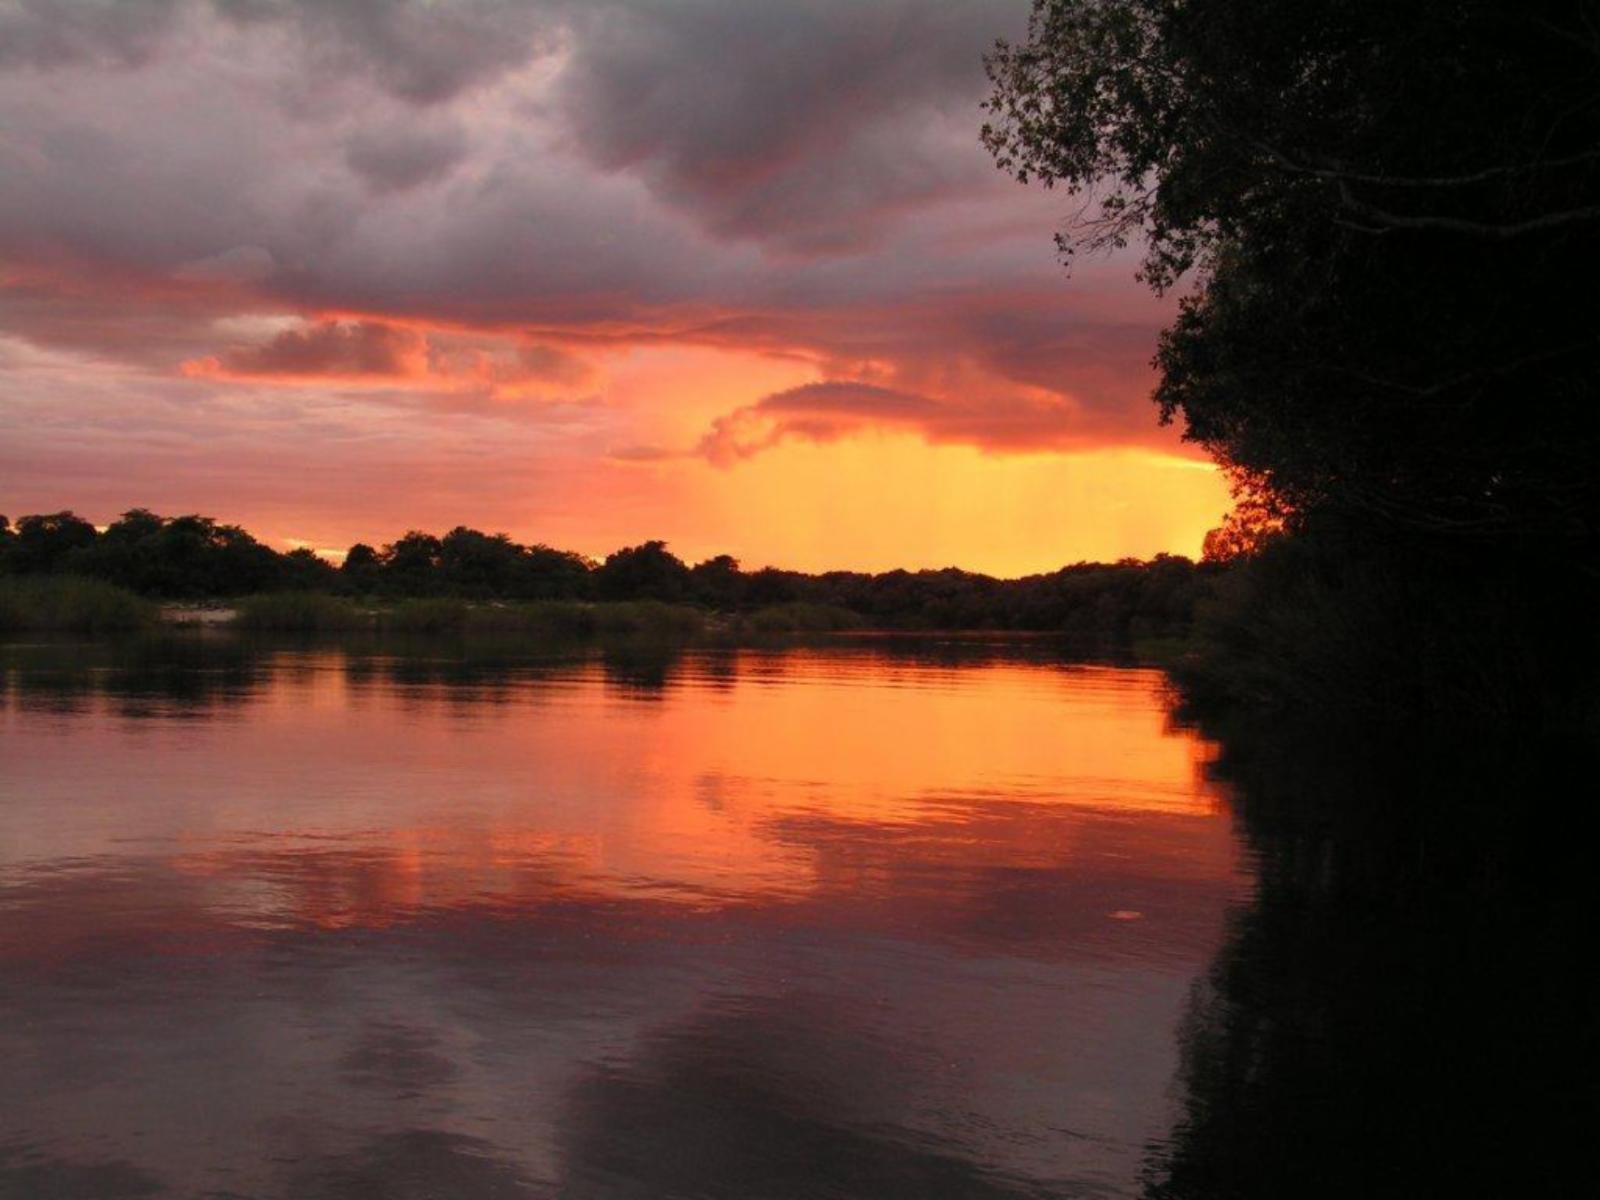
{"left": 382, "top": 597, "right": 471, "bottom": 635}
{"left": 0, "top": 576, "right": 158, "bottom": 635}
{"left": 589, "top": 601, "right": 706, "bottom": 638}
{"left": 738, "top": 603, "right": 862, "bottom": 635}
{"left": 232, "top": 595, "right": 710, "bottom": 641}
{"left": 381, "top": 599, "right": 706, "bottom": 638}
{"left": 235, "top": 592, "right": 371, "bottom": 633}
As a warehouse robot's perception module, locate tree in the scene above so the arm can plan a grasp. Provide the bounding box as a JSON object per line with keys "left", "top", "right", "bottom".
{"left": 341, "top": 543, "right": 381, "bottom": 593}
{"left": 132, "top": 515, "right": 280, "bottom": 595}
{"left": 594, "top": 541, "right": 692, "bottom": 602}
{"left": 439, "top": 526, "right": 522, "bottom": 598}
{"left": 382, "top": 532, "right": 443, "bottom": 595}
{"left": 281, "top": 547, "right": 339, "bottom": 591}
{"left": 690, "top": 554, "right": 745, "bottom": 608}
{"left": 103, "top": 508, "right": 164, "bottom": 545}
{"left": 70, "top": 508, "right": 167, "bottom": 590}
{"left": 9, "top": 511, "right": 98, "bottom": 573}
{"left": 519, "top": 545, "right": 593, "bottom": 600}
{"left": 984, "top": 1, "right": 1600, "bottom": 549}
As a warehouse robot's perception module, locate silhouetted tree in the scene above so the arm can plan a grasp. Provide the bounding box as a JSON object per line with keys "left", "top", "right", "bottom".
{"left": 341, "top": 543, "right": 381, "bottom": 593}
{"left": 9, "top": 511, "right": 98, "bottom": 573}
{"left": 439, "top": 526, "right": 522, "bottom": 598}
{"left": 382, "top": 531, "right": 443, "bottom": 595}
{"left": 985, "top": 0, "right": 1600, "bottom": 548}
{"left": 103, "top": 508, "right": 164, "bottom": 545}
{"left": 520, "top": 544, "right": 594, "bottom": 600}
{"left": 280, "top": 547, "right": 339, "bottom": 591}
{"left": 690, "top": 554, "right": 745, "bottom": 608}
{"left": 744, "top": 566, "right": 804, "bottom": 607}
{"left": 594, "top": 541, "right": 692, "bottom": 601}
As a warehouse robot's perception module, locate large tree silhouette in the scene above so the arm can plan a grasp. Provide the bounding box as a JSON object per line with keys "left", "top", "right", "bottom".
{"left": 985, "top": 1, "right": 1600, "bottom": 548}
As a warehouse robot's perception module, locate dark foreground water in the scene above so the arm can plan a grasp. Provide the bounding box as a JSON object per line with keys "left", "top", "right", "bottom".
{"left": 1, "top": 639, "right": 1591, "bottom": 1199}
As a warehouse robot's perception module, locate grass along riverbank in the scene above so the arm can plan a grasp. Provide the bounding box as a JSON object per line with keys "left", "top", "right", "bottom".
{"left": 0, "top": 577, "right": 863, "bottom": 640}
{"left": 0, "top": 576, "right": 160, "bottom": 634}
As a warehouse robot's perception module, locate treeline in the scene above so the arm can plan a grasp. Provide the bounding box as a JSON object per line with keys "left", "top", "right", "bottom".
{"left": 0, "top": 508, "right": 1214, "bottom": 639}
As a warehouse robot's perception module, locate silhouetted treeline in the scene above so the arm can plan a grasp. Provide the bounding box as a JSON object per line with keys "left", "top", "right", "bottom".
{"left": 0, "top": 508, "right": 1217, "bottom": 638}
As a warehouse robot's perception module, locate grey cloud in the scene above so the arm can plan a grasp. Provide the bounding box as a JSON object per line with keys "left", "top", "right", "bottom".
{"left": 206, "top": 319, "right": 421, "bottom": 377}
{"left": 258, "top": 0, "right": 555, "bottom": 106}
{"left": 2, "top": 1, "right": 556, "bottom": 103}
{"left": 0, "top": 0, "right": 184, "bottom": 70}
{"left": 345, "top": 122, "right": 469, "bottom": 193}
{"left": 0, "top": 0, "right": 1174, "bottom": 458}
{"left": 516, "top": 342, "right": 591, "bottom": 386}
{"left": 559, "top": 0, "right": 1029, "bottom": 251}
{"left": 174, "top": 244, "right": 277, "bottom": 283}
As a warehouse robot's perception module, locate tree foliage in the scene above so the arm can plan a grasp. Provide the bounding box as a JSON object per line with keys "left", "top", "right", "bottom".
{"left": 984, "top": 0, "right": 1600, "bottom": 548}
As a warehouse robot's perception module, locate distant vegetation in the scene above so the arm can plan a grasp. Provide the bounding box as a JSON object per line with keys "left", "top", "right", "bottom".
{"left": 0, "top": 508, "right": 1216, "bottom": 643}
{"left": 0, "top": 575, "right": 158, "bottom": 635}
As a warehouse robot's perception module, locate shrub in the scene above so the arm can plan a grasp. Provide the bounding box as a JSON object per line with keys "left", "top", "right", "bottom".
{"left": 382, "top": 598, "right": 470, "bottom": 635}
{"left": 742, "top": 603, "right": 862, "bottom": 635}
{"left": 592, "top": 601, "right": 706, "bottom": 638}
{"left": 235, "top": 592, "right": 368, "bottom": 633}
{"left": 474, "top": 601, "right": 599, "bottom": 639}
{"left": 0, "top": 575, "right": 158, "bottom": 635}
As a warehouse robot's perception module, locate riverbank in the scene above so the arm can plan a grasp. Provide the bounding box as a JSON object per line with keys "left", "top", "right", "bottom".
{"left": 0, "top": 577, "right": 866, "bottom": 640}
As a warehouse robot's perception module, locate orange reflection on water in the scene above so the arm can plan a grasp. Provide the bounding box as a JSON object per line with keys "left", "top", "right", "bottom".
{"left": 3, "top": 648, "right": 1239, "bottom": 959}
{"left": 0, "top": 642, "right": 1251, "bottom": 1200}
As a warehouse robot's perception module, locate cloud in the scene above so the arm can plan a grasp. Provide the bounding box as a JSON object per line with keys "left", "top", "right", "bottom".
{"left": 0, "top": 0, "right": 185, "bottom": 70}
{"left": 558, "top": 1, "right": 1028, "bottom": 253}
{"left": 606, "top": 444, "right": 681, "bottom": 463}
{"left": 697, "top": 378, "right": 1108, "bottom": 466}
{"left": 173, "top": 245, "right": 278, "bottom": 284}
{"left": 190, "top": 319, "right": 424, "bottom": 379}
{"left": 261, "top": 0, "right": 557, "bottom": 106}
{"left": 0, "top": 0, "right": 1190, "bottom": 512}
{"left": 514, "top": 342, "right": 592, "bottom": 386}
{"left": 344, "top": 122, "right": 469, "bottom": 194}
{"left": 698, "top": 382, "right": 935, "bottom": 464}
{"left": 185, "top": 321, "right": 601, "bottom": 404}
{"left": 419, "top": 333, "right": 596, "bottom": 394}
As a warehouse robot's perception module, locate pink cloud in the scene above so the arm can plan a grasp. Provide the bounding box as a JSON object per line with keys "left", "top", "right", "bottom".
{"left": 697, "top": 379, "right": 1115, "bottom": 466}
{"left": 189, "top": 320, "right": 426, "bottom": 380}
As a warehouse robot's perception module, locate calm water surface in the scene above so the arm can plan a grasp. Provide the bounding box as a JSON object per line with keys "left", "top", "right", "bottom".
{"left": 1, "top": 641, "right": 1247, "bottom": 1199}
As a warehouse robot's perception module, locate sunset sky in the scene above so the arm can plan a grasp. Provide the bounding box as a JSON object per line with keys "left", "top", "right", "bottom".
{"left": 0, "top": 0, "right": 1229, "bottom": 575}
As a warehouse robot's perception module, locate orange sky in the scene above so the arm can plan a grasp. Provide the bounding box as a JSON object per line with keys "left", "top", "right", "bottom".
{"left": 0, "top": 1, "right": 1232, "bottom": 574}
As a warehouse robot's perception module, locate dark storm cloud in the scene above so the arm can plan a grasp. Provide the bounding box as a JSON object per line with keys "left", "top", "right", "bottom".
{"left": 559, "top": 0, "right": 1028, "bottom": 252}
{"left": 0, "top": 0, "right": 1182, "bottom": 460}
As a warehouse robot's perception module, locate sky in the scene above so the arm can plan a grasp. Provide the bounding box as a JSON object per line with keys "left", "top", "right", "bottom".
{"left": 0, "top": 0, "right": 1230, "bottom": 575}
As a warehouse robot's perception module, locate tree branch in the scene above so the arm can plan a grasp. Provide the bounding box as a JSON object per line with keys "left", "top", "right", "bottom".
{"left": 1336, "top": 183, "right": 1600, "bottom": 238}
